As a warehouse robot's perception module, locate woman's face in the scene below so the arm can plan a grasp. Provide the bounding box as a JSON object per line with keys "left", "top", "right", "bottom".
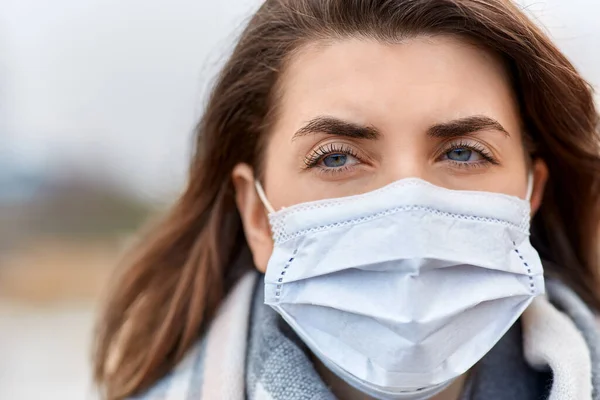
{"left": 233, "top": 35, "right": 547, "bottom": 271}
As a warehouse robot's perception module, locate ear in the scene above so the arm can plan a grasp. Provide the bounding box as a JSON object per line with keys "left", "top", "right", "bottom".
{"left": 530, "top": 158, "right": 549, "bottom": 216}
{"left": 232, "top": 163, "right": 273, "bottom": 273}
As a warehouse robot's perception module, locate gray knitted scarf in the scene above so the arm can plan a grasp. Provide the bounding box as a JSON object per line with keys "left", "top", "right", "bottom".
{"left": 131, "top": 272, "right": 600, "bottom": 400}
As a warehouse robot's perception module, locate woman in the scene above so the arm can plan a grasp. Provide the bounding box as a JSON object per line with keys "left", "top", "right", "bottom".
{"left": 94, "top": 0, "right": 600, "bottom": 399}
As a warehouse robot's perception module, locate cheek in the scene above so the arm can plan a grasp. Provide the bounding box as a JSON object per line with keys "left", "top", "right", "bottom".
{"left": 490, "top": 173, "right": 529, "bottom": 198}
{"left": 492, "top": 148, "right": 530, "bottom": 198}
{"left": 262, "top": 132, "right": 309, "bottom": 209}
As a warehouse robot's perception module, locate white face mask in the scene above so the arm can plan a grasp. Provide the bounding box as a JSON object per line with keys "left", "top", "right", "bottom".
{"left": 255, "top": 177, "right": 544, "bottom": 400}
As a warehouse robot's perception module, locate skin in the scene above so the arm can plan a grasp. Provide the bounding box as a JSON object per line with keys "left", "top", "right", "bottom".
{"left": 233, "top": 35, "right": 548, "bottom": 400}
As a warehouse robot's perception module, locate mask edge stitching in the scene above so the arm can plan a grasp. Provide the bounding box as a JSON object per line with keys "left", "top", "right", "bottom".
{"left": 270, "top": 179, "right": 527, "bottom": 219}
{"left": 274, "top": 206, "right": 528, "bottom": 244}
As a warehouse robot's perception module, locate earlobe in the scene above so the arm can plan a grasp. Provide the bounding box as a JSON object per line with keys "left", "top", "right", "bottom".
{"left": 530, "top": 158, "right": 549, "bottom": 216}
{"left": 231, "top": 163, "right": 273, "bottom": 273}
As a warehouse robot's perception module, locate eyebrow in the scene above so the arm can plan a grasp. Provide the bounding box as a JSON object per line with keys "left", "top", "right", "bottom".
{"left": 427, "top": 115, "right": 509, "bottom": 138}
{"left": 293, "top": 116, "right": 380, "bottom": 141}
{"left": 292, "top": 114, "right": 509, "bottom": 141}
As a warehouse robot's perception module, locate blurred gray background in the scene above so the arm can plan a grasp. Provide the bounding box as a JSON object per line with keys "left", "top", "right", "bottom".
{"left": 0, "top": 1, "right": 598, "bottom": 399}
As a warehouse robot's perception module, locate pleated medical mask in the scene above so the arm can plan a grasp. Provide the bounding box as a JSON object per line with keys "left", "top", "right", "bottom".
{"left": 255, "top": 177, "right": 544, "bottom": 400}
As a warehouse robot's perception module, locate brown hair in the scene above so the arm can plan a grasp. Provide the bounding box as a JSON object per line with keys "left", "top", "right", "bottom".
{"left": 94, "top": 0, "right": 600, "bottom": 398}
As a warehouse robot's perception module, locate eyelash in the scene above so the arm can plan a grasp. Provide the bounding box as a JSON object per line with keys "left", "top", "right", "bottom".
{"left": 440, "top": 140, "right": 499, "bottom": 168}
{"left": 303, "top": 139, "right": 499, "bottom": 174}
{"left": 303, "top": 143, "right": 361, "bottom": 169}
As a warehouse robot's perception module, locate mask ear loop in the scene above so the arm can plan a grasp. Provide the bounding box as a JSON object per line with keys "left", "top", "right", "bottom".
{"left": 255, "top": 180, "right": 275, "bottom": 214}
{"left": 525, "top": 171, "right": 534, "bottom": 202}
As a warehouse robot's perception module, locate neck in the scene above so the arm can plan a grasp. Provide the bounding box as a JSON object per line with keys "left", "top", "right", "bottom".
{"left": 313, "top": 355, "right": 468, "bottom": 400}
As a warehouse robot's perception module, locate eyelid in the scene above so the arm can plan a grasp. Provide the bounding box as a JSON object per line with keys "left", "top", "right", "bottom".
{"left": 438, "top": 138, "right": 493, "bottom": 154}
{"left": 303, "top": 141, "right": 368, "bottom": 169}
{"left": 436, "top": 138, "right": 500, "bottom": 166}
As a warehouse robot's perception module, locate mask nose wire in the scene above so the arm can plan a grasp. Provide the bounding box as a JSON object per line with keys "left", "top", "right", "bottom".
{"left": 257, "top": 174, "right": 533, "bottom": 211}
{"left": 255, "top": 180, "right": 276, "bottom": 214}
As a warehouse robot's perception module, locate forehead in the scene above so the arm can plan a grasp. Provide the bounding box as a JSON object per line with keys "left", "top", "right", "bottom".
{"left": 273, "top": 35, "right": 519, "bottom": 137}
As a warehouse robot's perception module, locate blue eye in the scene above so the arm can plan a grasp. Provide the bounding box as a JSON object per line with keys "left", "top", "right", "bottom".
{"left": 304, "top": 143, "right": 362, "bottom": 171}
{"left": 444, "top": 147, "right": 483, "bottom": 162}
{"left": 323, "top": 154, "right": 348, "bottom": 168}
{"left": 448, "top": 148, "right": 472, "bottom": 161}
